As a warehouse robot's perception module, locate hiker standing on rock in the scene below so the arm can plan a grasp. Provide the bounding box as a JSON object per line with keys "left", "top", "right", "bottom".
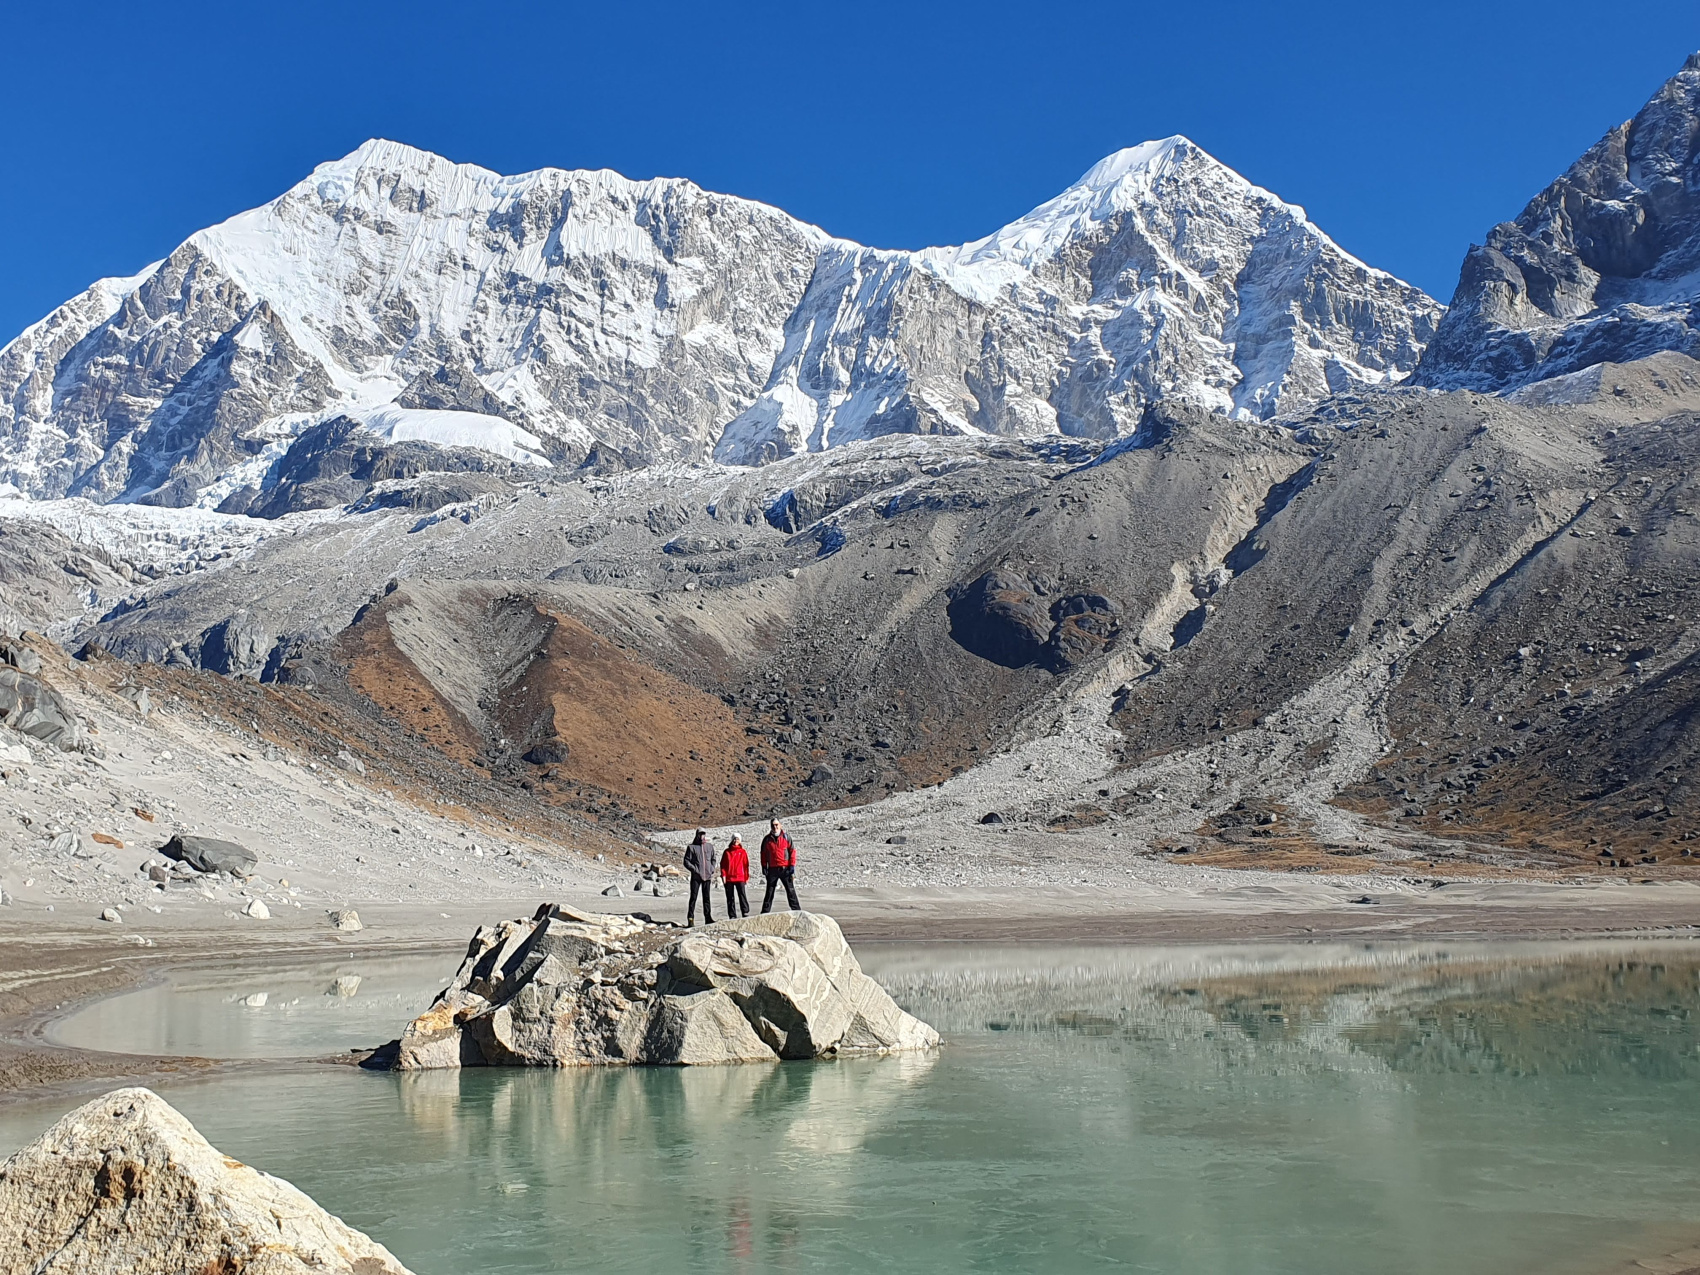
{"left": 721, "top": 833, "right": 751, "bottom": 918}
{"left": 684, "top": 829, "right": 716, "bottom": 926}
{"left": 760, "top": 818, "right": 800, "bottom": 913}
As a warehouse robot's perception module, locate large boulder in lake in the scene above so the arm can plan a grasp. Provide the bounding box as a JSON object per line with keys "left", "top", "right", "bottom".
{"left": 394, "top": 906, "right": 939, "bottom": 1068}
{"left": 0, "top": 1087, "right": 414, "bottom": 1275}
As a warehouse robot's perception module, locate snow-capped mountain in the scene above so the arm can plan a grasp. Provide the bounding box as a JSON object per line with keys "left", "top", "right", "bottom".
{"left": 0, "top": 137, "right": 1441, "bottom": 508}
{"left": 1417, "top": 53, "right": 1700, "bottom": 391}
{"left": 716, "top": 138, "right": 1440, "bottom": 463}
{"left": 0, "top": 140, "right": 827, "bottom": 506}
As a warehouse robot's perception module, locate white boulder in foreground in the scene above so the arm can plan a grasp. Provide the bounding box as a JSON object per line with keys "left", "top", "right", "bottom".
{"left": 0, "top": 1087, "right": 413, "bottom": 1275}
{"left": 396, "top": 907, "right": 941, "bottom": 1068}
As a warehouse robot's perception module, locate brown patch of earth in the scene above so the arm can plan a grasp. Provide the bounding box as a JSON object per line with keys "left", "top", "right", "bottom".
{"left": 338, "top": 608, "right": 486, "bottom": 768}
{"left": 502, "top": 607, "right": 804, "bottom": 826}
{"left": 77, "top": 648, "right": 639, "bottom": 862}
{"left": 1335, "top": 751, "right": 1700, "bottom": 877}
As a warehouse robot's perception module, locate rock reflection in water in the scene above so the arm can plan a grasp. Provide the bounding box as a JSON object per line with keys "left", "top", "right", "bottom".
{"left": 378, "top": 1051, "right": 938, "bottom": 1268}
{"left": 869, "top": 940, "right": 1700, "bottom": 1080}
{"left": 394, "top": 1048, "right": 937, "bottom": 1163}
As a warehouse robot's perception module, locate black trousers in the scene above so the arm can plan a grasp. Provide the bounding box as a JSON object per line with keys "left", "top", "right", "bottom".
{"left": 688, "top": 877, "right": 715, "bottom": 923}
{"left": 761, "top": 867, "right": 799, "bottom": 913}
{"left": 724, "top": 880, "right": 750, "bottom": 917}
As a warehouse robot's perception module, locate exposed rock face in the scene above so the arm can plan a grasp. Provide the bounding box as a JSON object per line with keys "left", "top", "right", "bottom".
{"left": 0, "top": 637, "right": 41, "bottom": 674}
{"left": 395, "top": 905, "right": 939, "bottom": 1068}
{"left": 947, "top": 569, "right": 1055, "bottom": 668}
{"left": 220, "top": 414, "right": 531, "bottom": 519}
{"left": 0, "top": 1087, "right": 414, "bottom": 1275}
{"left": 1046, "top": 593, "right": 1123, "bottom": 670}
{"left": 0, "top": 137, "right": 1438, "bottom": 508}
{"left": 0, "top": 140, "right": 827, "bottom": 505}
{"left": 0, "top": 666, "right": 87, "bottom": 752}
{"left": 0, "top": 519, "right": 134, "bottom": 634}
{"left": 197, "top": 609, "right": 274, "bottom": 678}
{"left": 1417, "top": 53, "right": 1700, "bottom": 391}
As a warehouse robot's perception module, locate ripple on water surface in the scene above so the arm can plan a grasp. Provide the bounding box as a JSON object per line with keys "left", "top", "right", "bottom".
{"left": 6, "top": 940, "right": 1700, "bottom": 1275}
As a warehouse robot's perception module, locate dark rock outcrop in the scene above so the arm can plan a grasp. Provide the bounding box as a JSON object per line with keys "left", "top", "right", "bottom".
{"left": 765, "top": 464, "right": 919, "bottom": 532}
{"left": 1046, "top": 593, "right": 1122, "bottom": 669}
{"left": 223, "top": 416, "right": 528, "bottom": 518}
{"left": 947, "top": 569, "right": 1054, "bottom": 668}
{"left": 396, "top": 354, "right": 525, "bottom": 422}
{"left": 158, "top": 833, "right": 257, "bottom": 876}
{"left": 197, "top": 610, "right": 273, "bottom": 678}
{"left": 348, "top": 472, "right": 512, "bottom": 515}
{"left": 948, "top": 571, "right": 1120, "bottom": 671}
{"left": 0, "top": 667, "right": 87, "bottom": 752}
{"left": 0, "top": 638, "right": 41, "bottom": 675}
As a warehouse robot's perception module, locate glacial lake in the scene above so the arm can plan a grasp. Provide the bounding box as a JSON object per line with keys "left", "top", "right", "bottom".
{"left": 7, "top": 940, "right": 1700, "bottom": 1275}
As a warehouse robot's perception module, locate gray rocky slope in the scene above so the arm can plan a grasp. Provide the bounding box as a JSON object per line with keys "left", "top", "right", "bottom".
{"left": 0, "top": 137, "right": 1438, "bottom": 507}
{"left": 7, "top": 351, "right": 1695, "bottom": 871}
{"left": 1417, "top": 53, "right": 1700, "bottom": 391}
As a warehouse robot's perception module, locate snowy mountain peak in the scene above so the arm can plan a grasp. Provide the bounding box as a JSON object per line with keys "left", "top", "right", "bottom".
{"left": 940, "top": 136, "right": 1224, "bottom": 277}
{"left": 716, "top": 137, "right": 1440, "bottom": 462}
{"left": 1076, "top": 136, "right": 1190, "bottom": 190}
{"left": 312, "top": 137, "right": 472, "bottom": 182}
{"left": 921, "top": 135, "right": 1370, "bottom": 298}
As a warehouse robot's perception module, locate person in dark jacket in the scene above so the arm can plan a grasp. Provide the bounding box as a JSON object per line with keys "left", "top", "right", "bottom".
{"left": 684, "top": 829, "right": 716, "bottom": 925}
{"left": 759, "top": 818, "right": 800, "bottom": 913}
{"left": 720, "top": 833, "right": 751, "bottom": 918}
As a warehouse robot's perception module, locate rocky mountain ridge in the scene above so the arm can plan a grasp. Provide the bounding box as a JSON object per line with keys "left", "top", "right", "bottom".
{"left": 1417, "top": 53, "right": 1700, "bottom": 390}
{"left": 714, "top": 137, "right": 1439, "bottom": 462}
{"left": 0, "top": 137, "right": 1439, "bottom": 509}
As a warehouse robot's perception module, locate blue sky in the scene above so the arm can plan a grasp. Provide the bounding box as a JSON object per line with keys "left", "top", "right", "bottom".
{"left": 3, "top": 2, "right": 1696, "bottom": 340}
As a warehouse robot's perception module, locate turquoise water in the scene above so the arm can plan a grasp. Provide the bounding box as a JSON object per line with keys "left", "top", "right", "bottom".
{"left": 6, "top": 942, "right": 1699, "bottom": 1274}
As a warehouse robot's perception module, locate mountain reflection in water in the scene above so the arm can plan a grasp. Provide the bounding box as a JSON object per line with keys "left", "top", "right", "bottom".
{"left": 873, "top": 940, "right": 1700, "bottom": 1079}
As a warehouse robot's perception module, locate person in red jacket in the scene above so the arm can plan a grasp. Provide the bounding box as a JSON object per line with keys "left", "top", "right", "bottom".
{"left": 759, "top": 817, "right": 800, "bottom": 913}
{"left": 720, "top": 833, "right": 751, "bottom": 918}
